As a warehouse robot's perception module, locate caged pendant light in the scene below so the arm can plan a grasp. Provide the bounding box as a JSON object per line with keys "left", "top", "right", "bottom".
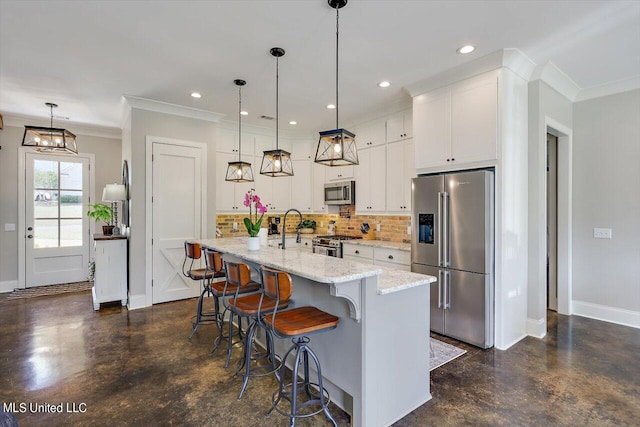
{"left": 225, "top": 79, "right": 254, "bottom": 182}
{"left": 260, "top": 47, "right": 294, "bottom": 177}
{"left": 315, "top": 0, "right": 358, "bottom": 167}
{"left": 22, "top": 103, "right": 78, "bottom": 155}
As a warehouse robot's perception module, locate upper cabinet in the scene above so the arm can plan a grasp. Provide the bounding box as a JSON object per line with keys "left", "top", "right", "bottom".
{"left": 324, "top": 165, "right": 354, "bottom": 182}
{"left": 356, "top": 119, "right": 386, "bottom": 149}
{"left": 385, "top": 109, "right": 413, "bottom": 143}
{"left": 413, "top": 71, "right": 498, "bottom": 171}
{"left": 217, "top": 127, "right": 255, "bottom": 155}
{"left": 355, "top": 145, "right": 386, "bottom": 213}
{"left": 386, "top": 139, "right": 415, "bottom": 213}
{"left": 215, "top": 152, "right": 252, "bottom": 212}
{"left": 291, "top": 159, "right": 312, "bottom": 212}
{"left": 312, "top": 163, "right": 327, "bottom": 213}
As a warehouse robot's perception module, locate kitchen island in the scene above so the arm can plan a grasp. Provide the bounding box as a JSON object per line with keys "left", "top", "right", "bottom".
{"left": 198, "top": 237, "right": 436, "bottom": 427}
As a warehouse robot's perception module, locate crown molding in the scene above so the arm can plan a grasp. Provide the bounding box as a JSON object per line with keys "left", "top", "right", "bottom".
{"left": 123, "top": 95, "right": 225, "bottom": 123}
{"left": 574, "top": 75, "right": 640, "bottom": 102}
{"left": 216, "top": 119, "right": 313, "bottom": 139}
{"left": 1, "top": 113, "right": 121, "bottom": 139}
{"left": 404, "top": 49, "right": 536, "bottom": 97}
{"left": 530, "top": 61, "right": 582, "bottom": 102}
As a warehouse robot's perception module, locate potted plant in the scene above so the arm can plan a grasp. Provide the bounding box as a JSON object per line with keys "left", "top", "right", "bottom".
{"left": 298, "top": 219, "right": 316, "bottom": 234}
{"left": 87, "top": 203, "right": 114, "bottom": 235}
{"left": 243, "top": 189, "right": 269, "bottom": 250}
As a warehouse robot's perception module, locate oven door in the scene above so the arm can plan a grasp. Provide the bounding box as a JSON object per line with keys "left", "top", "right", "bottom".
{"left": 313, "top": 245, "right": 338, "bottom": 257}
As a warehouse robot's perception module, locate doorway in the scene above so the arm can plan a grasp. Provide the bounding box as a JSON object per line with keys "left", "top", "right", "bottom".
{"left": 147, "top": 138, "right": 207, "bottom": 304}
{"left": 22, "top": 151, "right": 91, "bottom": 287}
{"left": 547, "top": 133, "right": 558, "bottom": 311}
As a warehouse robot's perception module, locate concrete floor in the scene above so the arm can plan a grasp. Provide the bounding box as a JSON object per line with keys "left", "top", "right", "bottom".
{"left": 0, "top": 291, "right": 638, "bottom": 426}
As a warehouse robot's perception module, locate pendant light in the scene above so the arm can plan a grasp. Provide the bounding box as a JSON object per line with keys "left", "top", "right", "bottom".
{"left": 225, "top": 79, "right": 254, "bottom": 182}
{"left": 260, "top": 47, "right": 294, "bottom": 177}
{"left": 315, "top": 0, "right": 358, "bottom": 167}
{"left": 22, "top": 103, "right": 78, "bottom": 155}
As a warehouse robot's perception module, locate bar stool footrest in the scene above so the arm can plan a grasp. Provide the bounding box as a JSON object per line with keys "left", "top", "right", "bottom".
{"left": 267, "top": 380, "right": 331, "bottom": 420}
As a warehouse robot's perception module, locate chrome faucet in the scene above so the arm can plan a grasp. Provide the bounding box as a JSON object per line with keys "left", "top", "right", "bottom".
{"left": 281, "top": 208, "right": 302, "bottom": 250}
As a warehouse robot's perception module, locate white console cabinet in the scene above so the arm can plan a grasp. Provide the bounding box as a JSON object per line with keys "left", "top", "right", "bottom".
{"left": 93, "top": 235, "right": 128, "bottom": 310}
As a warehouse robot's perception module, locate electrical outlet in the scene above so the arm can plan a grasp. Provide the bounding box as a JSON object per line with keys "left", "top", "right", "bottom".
{"left": 4, "top": 224, "right": 16, "bottom": 231}
{"left": 320, "top": 221, "right": 324, "bottom": 227}
{"left": 593, "top": 228, "right": 612, "bottom": 239}
{"left": 232, "top": 222, "right": 238, "bottom": 231}
{"left": 376, "top": 223, "right": 381, "bottom": 232}
{"left": 407, "top": 226, "right": 411, "bottom": 235}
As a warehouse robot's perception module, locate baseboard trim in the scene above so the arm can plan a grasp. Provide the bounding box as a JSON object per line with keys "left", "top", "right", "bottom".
{"left": 526, "top": 317, "right": 547, "bottom": 338}
{"left": 572, "top": 300, "right": 640, "bottom": 329}
{"left": 0, "top": 280, "right": 19, "bottom": 294}
{"left": 127, "top": 293, "right": 149, "bottom": 310}
{"left": 496, "top": 332, "right": 527, "bottom": 351}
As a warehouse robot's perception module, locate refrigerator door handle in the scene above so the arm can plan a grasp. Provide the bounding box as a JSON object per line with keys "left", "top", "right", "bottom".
{"left": 443, "top": 192, "right": 449, "bottom": 267}
{"left": 437, "top": 192, "right": 443, "bottom": 267}
{"left": 444, "top": 270, "right": 451, "bottom": 309}
{"left": 437, "top": 269, "right": 443, "bottom": 308}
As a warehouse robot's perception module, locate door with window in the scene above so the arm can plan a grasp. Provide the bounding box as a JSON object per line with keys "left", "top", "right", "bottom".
{"left": 25, "top": 153, "right": 90, "bottom": 287}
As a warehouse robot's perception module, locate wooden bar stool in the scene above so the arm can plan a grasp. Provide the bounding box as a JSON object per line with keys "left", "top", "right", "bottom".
{"left": 261, "top": 266, "right": 340, "bottom": 427}
{"left": 182, "top": 242, "right": 218, "bottom": 339}
{"left": 210, "top": 260, "right": 260, "bottom": 368}
{"left": 230, "top": 264, "right": 292, "bottom": 400}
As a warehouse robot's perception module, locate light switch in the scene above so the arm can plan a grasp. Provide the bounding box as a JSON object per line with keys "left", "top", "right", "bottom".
{"left": 593, "top": 228, "right": 612, "bottom": 239}
{"left": 232, "top": 222, "right": 238, "bottom": 230}
{"left": 4, "top": 224, "right": 16, "bottom": 231}
{"left": 376, "top": 223, "right": 381, "bottom": 232}
{"left": 407, "top": 226, "right": 411, "bottom": 235}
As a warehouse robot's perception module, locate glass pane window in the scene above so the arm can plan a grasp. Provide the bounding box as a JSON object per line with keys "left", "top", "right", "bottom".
{"left": 34, "top": 160, "right": 58, "bottom": 189}
{"left": 60, "top": 190, "right": 83, "bottom": 218}
{"left": 34, "top": 191, "right": 59, "bottom": 218}
{"left": 60, "top": 162, "right": 83, "bottom": 190}
{"left": 34, "top": 219, "right": 59, "bottom": 248}
{"left": 60, "top": 219, "right": 83, "bottom": 247}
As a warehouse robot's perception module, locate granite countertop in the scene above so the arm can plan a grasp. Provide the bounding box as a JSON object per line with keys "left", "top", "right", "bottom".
{"left": 342, "top": 239, "right": 411, "bottom": 252}
{"left": 198, "top": 237, "right": 435, "bottom": 294}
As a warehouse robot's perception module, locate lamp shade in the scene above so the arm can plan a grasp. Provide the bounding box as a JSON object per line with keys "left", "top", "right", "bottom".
{"left": 315, "top": 128, "right": 358, "bottom": 166}
{"left": 102, "top": 183, "right": 126, "bottom": 202}
{"left": 226, "top": 161, "right": 254, "bottom": 182}
{"left": 260, "top": 149, "right": 294, "bottom": 177}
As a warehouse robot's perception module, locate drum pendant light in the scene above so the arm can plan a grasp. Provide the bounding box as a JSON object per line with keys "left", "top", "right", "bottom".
{"left": 22, "top": 103, "right": 78, "bottom": 155}
{"left": 226, "top": 79, "right": 254, "bottom": 182}
{"left": 315, "top": 0, "right": 358, "bottom": 167}
{"left": 260, "top": 47, "right": 294, "bottom": 177}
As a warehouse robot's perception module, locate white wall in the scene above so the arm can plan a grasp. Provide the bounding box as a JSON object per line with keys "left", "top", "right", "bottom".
{"left": 126, "top": 108, "right": 217, "bottom": 305}
{"left": 571, "top": 89, "right": 640, "bottom": 327}
{"left": 527, "top": 80, "right": 573, "bottom": 334}
{"left": 0, "top": 123, "right": 121, "bottom": 289}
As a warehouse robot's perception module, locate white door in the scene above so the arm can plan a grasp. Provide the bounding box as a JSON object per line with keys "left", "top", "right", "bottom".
{"left": 152, "top": 142, "right": 204, "bottom": 304}
{"left": 25, "top": 153, "right": 90, "bottom": 287}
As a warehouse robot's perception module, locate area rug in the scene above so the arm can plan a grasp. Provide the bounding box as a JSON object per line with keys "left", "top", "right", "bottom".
{"left": 430, "top": 337, "right": 466, "bottom": 371}
{"left": 2, "top": 281, "right": 92, "bottom": 301}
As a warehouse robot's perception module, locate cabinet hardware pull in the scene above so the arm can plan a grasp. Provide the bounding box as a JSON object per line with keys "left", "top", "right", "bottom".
{"left": 446, "top": 158, "right": 450, "bottom": 162}
{"left": 451, "top": 158, "right": 455, "bottom": 161}
{"left": 355, "top": 250, "right": 359, "bottom": 254}
{"left": 388, "top": 255, "right": 394, "bottom": 260}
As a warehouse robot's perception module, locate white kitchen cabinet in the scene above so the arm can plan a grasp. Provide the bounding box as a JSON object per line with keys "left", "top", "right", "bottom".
{"left": 386, "top": 139, "right": 415, "bottom": 213}
{"left": 324, "top": 164, "right": 354, "bottom": 182}
{"left": 356, "top": 118, "right": 386, "bottom": 149}
{"left": 355, "top": 145, "right": 386, "bottom": 213}
{"left": 413, "top": 71, "right": 498, "bottom": 171}
{"left": 291, "top": 138, "right": 315, "bottom": 160}
{"left": 386, "top": 109, "right": 413, "bottom": 143}
{"left": 254, "top": 165, "right": 291, "bottom": 212}
{"left": 312, "top": 163, "right": 327, "bottom": 213}
{"left": 215, "top": 152, "right": 252, "bottom": 212}
{"left": 255, "top": 135, "right": 291, "bottom": 156}
{"left": 299, "top": 237, "right": 313, "bottom": 253}
{"left": 93, "top": 236, "right": 127, "bottom": 310}
{"left": 217, "top": 127, "right": 255, "bottom": 155}
{"left": 342, "top": 243, "right": 410, "bottom": 271}
{"left": 291, "top": 159, "right": 312, "bottom": 212}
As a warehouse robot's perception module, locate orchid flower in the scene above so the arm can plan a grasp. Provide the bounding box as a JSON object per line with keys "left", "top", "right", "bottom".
{"left": 243, "top": 189, "right": 269, "bottom": 237}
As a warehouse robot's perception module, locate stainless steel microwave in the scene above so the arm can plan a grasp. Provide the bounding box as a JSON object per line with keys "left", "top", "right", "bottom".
{"left": 324, "top": 180, "right": 355, "bottom": 205}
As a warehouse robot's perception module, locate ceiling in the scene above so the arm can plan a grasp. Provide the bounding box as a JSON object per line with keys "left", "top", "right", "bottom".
{"left": 1, "top": 0, "right": 639, "bottom": 134}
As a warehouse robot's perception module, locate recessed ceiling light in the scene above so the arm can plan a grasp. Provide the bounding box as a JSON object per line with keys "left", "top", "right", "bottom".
{"left": 378, "top": 81, "right": 391, "bottom": 88}
{"left": 456, "top": 45, "right": 475, "bottom": 54}
{"left": 289, "top": 121, "right": 297, "bottom": 125}
{"left": 240, "top": 111, "right": 248, "bottom": 116}
{"left": 326, "top": 104, "right": 336, "bottom": 109}
{"left": 190, "top": 92, "right": 202, "bottom": 98}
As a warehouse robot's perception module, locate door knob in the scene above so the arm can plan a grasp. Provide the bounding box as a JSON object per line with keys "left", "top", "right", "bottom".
{"left": 27, "top": 235, "right": 33, "bottom": 239}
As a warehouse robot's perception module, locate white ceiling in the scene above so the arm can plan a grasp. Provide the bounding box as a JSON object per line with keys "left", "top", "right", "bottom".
{"left": 1, "top": 0, "right": 639, "bottom": 133}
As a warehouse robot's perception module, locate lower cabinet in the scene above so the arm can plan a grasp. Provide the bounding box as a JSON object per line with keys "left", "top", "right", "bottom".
{"left": 342, "top": 243, "right": 410, "bottom": 271}
{"left": 93, "top": 237, "right": 127, "bottom": 310}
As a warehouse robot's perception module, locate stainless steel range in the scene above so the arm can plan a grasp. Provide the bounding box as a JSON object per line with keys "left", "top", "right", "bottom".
{"left": 312, "top": 235, "right": 362, "bottom": 258}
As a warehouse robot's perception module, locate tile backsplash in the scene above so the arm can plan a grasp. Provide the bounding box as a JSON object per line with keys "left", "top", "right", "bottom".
{"left": 217, "top": 205, "right": 411, "bottom": 243}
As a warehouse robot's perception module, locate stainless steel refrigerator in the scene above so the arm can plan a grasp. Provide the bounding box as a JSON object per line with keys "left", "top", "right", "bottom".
{"left": 411, "top": 170, "right": 494, "bottom": 348}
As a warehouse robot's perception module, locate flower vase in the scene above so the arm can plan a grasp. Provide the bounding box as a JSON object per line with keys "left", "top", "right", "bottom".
{"left": 247, "top": 236, "right": 260, "bottom": 251}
